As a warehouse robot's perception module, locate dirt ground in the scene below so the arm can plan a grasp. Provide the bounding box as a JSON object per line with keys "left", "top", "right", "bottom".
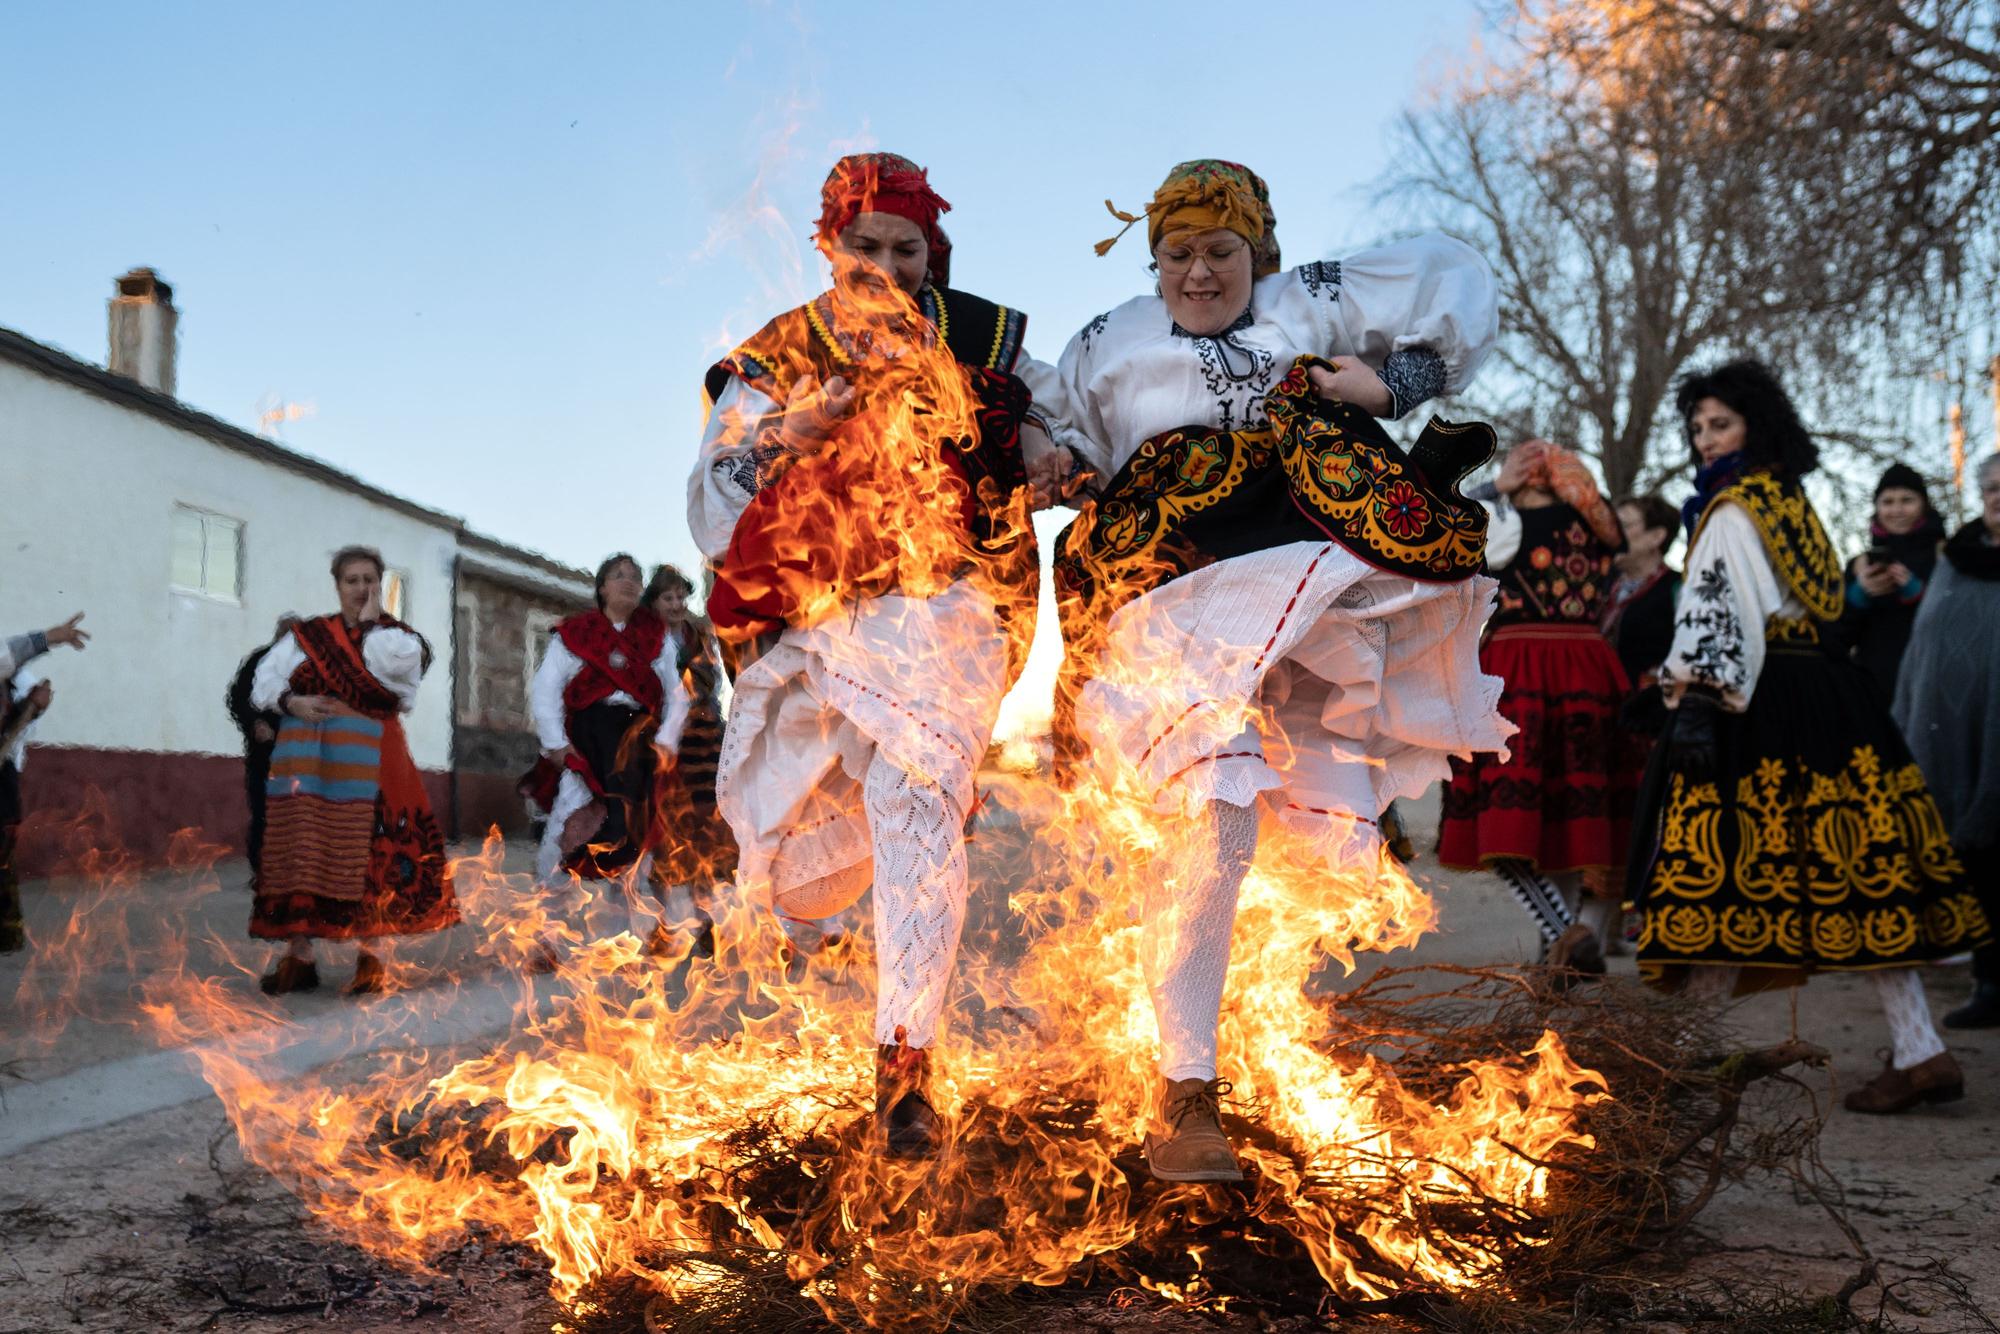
{"left": 2, "top": 793, "right": 1995, "bottom": 1333}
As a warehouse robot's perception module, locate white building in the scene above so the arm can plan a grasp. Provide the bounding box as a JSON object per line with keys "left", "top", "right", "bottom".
{"left": 0, "top": 270, "right": 591, "bottom": 874}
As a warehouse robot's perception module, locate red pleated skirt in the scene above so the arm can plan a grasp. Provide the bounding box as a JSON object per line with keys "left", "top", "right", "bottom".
{"left": 1437, "top": 623, "right": 1634, "bottom": 875}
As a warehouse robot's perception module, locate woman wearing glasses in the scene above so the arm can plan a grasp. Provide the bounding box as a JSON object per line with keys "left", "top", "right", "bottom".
{"left": 1032, "top": 160, "right": 1507, "bottom": 1182}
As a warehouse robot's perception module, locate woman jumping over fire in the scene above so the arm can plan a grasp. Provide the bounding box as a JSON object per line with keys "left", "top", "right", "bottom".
{"left": 1031, "top": 160, "right": 1509, "bottom": 1181}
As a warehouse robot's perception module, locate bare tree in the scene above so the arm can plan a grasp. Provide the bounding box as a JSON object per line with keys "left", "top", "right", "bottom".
{"left": 1662, "top": 0, "right": 2000, "bottom": 239}
{"left": 1387, "top": 1, "right": 1999, "bottom": 502}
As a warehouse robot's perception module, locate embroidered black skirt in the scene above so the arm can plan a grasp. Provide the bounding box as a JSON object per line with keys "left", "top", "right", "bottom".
{"left": 1629, "top": 644, "right": 1991, "bottom": 991}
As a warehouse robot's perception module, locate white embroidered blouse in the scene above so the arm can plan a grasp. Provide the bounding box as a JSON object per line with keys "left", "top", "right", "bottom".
{"left": 1025, "top": 234, "right": 1499, "bottom": 482}
{"left": 1660, "top": 501, "right": 1806, "bottom": 713}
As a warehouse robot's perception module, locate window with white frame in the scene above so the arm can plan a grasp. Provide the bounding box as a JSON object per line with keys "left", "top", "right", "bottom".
{"left": 382, "top": 568, "right": 409, "bottom": 620}
{"left": 170, "top": 505, "right": 243, "bottom": 601}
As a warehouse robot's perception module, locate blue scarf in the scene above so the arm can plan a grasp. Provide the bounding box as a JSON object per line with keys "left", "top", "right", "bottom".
{"left": 1682, "top": 453, "right": 1748, "bottom": 539}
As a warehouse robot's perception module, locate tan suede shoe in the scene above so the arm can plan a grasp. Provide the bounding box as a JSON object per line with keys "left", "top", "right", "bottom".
{"left": 1144, "top": 1077, "right": 1243, "bottom": 1183}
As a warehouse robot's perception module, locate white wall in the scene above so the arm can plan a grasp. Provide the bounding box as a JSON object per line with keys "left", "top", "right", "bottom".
{"left": 0, "top": 361, "right": 460, "bottom": 768}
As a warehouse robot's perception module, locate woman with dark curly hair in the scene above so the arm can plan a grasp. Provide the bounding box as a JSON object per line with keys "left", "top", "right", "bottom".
{"left": 1629, "top": 360, "right": 1990, "bottom": 1114}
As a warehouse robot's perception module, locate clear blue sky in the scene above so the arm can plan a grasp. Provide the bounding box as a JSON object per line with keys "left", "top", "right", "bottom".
{"left": 3, "top": 1, "right": 1489, "bottom": 578}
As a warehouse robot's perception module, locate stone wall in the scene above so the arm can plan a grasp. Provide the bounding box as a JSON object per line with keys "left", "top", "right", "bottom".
{"left": 453, "top": 569, "right": 583, "bottom": 835}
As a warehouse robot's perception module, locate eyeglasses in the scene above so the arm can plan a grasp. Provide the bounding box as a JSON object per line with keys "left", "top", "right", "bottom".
{"left": 1154, "top": 239, "right": 1248, "bottom": 275}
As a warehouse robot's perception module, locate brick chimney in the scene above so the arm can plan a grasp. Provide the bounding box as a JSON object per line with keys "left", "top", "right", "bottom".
{"left": 108, "top": 267, "right": 178, "bottom": 396}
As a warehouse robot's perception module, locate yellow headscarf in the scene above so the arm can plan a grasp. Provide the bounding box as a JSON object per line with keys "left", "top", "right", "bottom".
{"left": 1095, "top": 159, "right": 1281, "bottom": 277}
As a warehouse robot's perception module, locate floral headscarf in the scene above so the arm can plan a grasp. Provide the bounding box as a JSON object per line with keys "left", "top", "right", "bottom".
{"left": 1095, "top": 159, "right": 1281, "bottom": 277}
{"left": 1511, "top": 439, "right": 1621, "bottom": 546}
{"left": 814, "top": 152, "right": 953, "bottom": 287}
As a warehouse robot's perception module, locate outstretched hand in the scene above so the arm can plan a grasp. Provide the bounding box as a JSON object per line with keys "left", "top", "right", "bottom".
{"left": 46, "top": 612, "right": 89, "bottom": 650}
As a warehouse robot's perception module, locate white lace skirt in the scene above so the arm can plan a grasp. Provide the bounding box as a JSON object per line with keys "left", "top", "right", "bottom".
{"left": 716, "top": 580, "right": 1008, "bottom": 916}
{"left": 1075, "top": 540, "right": 1509, "bottom": 834}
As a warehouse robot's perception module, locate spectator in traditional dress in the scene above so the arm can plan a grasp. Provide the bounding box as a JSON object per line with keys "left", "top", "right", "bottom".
{"left": 1599, "top": 494, "right": 1683, "bottom": 952}
{"left": 1439, "top": 440, "right": 1630, "bottom": 975}
{"left": 1602, "top": 495, "right": 1682, "bottom": 692}
{"left": 1894, "top": 452, "right": 2000, "bottom": 1028}
{"left": 249, "top": 548, "right": 457, "bottom": 995}
{"left": 523, "top": 554, "right": 679, "bottom": 965}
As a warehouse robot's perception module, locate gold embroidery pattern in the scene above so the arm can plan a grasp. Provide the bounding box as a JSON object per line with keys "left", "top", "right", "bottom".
{"left": 1077, "top": 425, "right": 1274, "bottom": 570}
{"left": 1690, "top": 471, "right": 1844, "bottom": 622}
{"left": 1639, "top": 744, "right": 1988, "bottom": 971}
{"left": 1265, "top": 358, "right": 1489, "bottom": 580}
{"left": 1765, "top": 614, "right": 1821, "bottom": 647}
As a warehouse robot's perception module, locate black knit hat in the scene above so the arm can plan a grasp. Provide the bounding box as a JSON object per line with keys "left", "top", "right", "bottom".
{"left": 1875, "top": 462, "right": 1927, "bottom": 500}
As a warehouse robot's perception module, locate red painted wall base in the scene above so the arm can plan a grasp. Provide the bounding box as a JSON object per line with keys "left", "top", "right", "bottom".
{"left": 11, "top": 746, "right": 455, "bottom": 880}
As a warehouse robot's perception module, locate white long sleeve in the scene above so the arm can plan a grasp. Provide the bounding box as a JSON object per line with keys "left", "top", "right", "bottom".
{"left": 1279, "top": 233, "right": 1500, "bottom": 395}
{"left": 249, "top": 636, "right": 306, "bottom": 712}
{"left": 252, "top": 625, "right": 427, "bottom": 714}
{"left": 651, "top": 629, "right": 676, "bottom": 703}
{"left": 530, "top": 636, "right": 583, "bottom": 752}
{"left": 1013, "top": 349, "right": 1104, "bottom": 483}
{"left": 361, "top": 626, "right": 426, "bottom": 712}
{"left": 688, "top": 376, "right": 787, "bottom": 561}
{"left": 1481, "top": 496, "right": 1523, "bottom": 571}
{"left": 1661, "top": 501, "right": 1797, "bottom": 713}
{"left": 655, "top": 676, "right": 690, "bottom": 755}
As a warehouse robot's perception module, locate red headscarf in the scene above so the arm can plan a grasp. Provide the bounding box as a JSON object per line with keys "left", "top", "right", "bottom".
{"left": 814, "top": 152, "right": 953, "bottom": 287}
{"left": 1511, "top": 439, "right": 1622, "bottom": 546}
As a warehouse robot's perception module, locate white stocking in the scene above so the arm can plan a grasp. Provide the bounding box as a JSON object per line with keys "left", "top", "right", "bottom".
{"left": 1873, "top": 968, "right": 1948, "bottom": 1069}
{"left": 1146, "top": 799, "right": 1259, "bottom": 1083}
{"left": 1495, "top": 860, "right": 1573, "bottom": 944}
{"left": 864, "top": 757, "right": 968, "bottom": 1050}
{"left": 1682, "top": 964, "right": 1739, "bottom": 1002}
{"left": 1575, "top": 896, "right": 1614, "bottom": 935}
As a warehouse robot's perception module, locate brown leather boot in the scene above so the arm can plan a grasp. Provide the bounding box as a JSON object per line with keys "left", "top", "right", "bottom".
{"left": 1843, "top": 1051, "right": 1965, "bottom": 1114}
{"left": 259, "top": 955, "right": 319, "bottom": 996}
{"left": 1144, "top": 1077, "right": 1243, "bottom": 1183}
{"left": 1546, "top": 922, "right": 1605, "bottom": 976}
{"left": 348, "top": 951, "right": 387, "bottom": 996}
{"left": 875, "top": 1041, "right": 942, "bottom": 1159}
